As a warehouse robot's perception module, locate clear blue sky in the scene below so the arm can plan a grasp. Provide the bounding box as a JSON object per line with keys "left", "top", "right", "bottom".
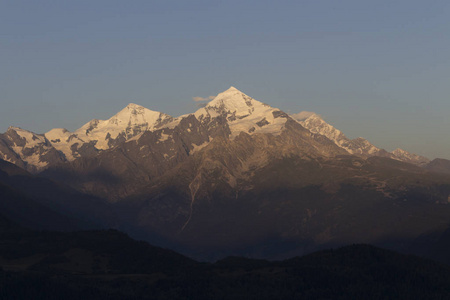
{"left": 1, "top": 0, "right": 449, "bottom": 159}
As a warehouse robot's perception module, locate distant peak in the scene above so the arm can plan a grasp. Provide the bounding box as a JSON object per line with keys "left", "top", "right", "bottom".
{"left": 291, "top": 111, "right": 318, "bottom": 122}
{"left": 393, "top": 148, "right": 406, "bottom": 153}
{"left": 206, "top": 86, "right": 256, "bottom": 109}
{"left": 116, "top": 103, "right": 162, "bottom": 115}
{"left": 354, "top": 137, "right": 369, "bottom": 142}
{"left": 217, "top": 86, "right": 243, "bottom": 96}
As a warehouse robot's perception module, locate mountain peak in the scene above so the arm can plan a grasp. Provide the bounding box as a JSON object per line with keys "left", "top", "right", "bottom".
{"left": 7, "top": 126, "right": 22, "bottom": 132}
{"left": 225, "top": 86, "right": 240, "bottom": 92}
{"left": 207, "top": 86, "right": 259, "bottom": 109}
{"left": 126, "top": 103, "right": 143, "bottom": 109}
{"left": 391, "top": 148, "right": 430, "bottom": 165}
{"left": 112, "top": 103, "right": 171, "bottom": 121}
{"left": 71, "top": 103, "right": 172, "bottom": 150}
{"left": 392, "top": 148, "right": 407, "bottom": 155}
{"left": 191, "top": 87, "right": 287, "bottom": 138}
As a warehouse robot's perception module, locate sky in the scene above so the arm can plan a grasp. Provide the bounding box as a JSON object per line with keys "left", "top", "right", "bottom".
{"left": 1, "top": 0, "right": 449, "bottom": 160}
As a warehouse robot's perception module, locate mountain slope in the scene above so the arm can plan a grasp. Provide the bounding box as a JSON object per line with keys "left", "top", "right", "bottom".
{"left": 117, "top": 144, "right": 450, "bottom": 260}
{"left": 0, "top": 159, "right": 115, "bottom": 231}
{"left": 426, "top": 158, "right": 450, "bottom": 174}
{"left": 0, "top": 160, "right": 86, "bottom": 231}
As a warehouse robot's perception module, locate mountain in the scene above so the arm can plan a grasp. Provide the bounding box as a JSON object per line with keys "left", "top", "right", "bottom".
{"left": 0, "top": 87, "right": 432, "bottom": 172}
{"left": 426, "top": 158, "right": 450, "bottom": 174}
{"left": 0, "top": 126, "right": 66, "bottom": 172}
{"left": 292, "top": 112, "right": 387, "bottom": 156}
{"left": 47, "top": 103, "right": 173, "bottom": 160}
{"left": 0, "top": 103, "right": 173, "bottom": 172}
{"left": 2, "top": 86, "right": 450, "bottom": 261}
{"left": 292, "top": 112, "right": 430, "bottom": 165}
{"left": 194, "top": 86, "right": 289, "bottom": 137}
{"left": 40, "top": 87, "right": 347, "bottom": 200}
{"left": 392, "top": 148, "right": 430, "bottom": 166}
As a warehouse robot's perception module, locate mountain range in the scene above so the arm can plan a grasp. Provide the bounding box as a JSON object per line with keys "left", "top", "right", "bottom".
{"left": 1, "top": 86, "right": 450, "bottom": 261}
{"left": 1, "top": 87, "right": 443, "bottom": 173}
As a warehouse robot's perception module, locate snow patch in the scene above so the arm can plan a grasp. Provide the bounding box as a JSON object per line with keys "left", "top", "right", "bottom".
{"left": 45, "top": 128, "right": 84, "bottom": 161}
{"left": 0, "top": 153, "right": 15, "bottom": 164}
{"left": 11, "top": 127, "right": 46, "bottom": 148}
{"left": 191, "top": 141, "right": 209, "bottom": 153}
{"left": 159, "top": 133, "right": 170, "bottom": 142}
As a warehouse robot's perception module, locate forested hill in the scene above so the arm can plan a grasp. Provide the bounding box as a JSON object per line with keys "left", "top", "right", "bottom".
{"left": 1, "top": 226, "right": 449, "bottom": 299}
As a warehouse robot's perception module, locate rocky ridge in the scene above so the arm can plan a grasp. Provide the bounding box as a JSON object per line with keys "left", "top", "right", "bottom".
{"left": 292, "top": 111, "right": 429, "bottom": 165}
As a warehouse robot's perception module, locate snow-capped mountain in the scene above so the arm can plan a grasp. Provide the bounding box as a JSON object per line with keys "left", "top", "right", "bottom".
{"left": 0, "top": 126, "right": 65, "bottom": 172}
{"left": 391, "top": 148, "right": 430, "bottom": 166}
{"left": 3, "top": 86, "right": 450, "bottom": 262}
{"left": 38, "top": 87, "right": 346, "bottom": 200}
{"left": 45, "top": 103, "right": 173, "bottom": 161}
{"left": 292, "top": 111, "right": 429, "bottom": 164}
{"left": 0, "top": 104, "right": 173, "bottom": 171}
{"left": 194, "top": 86, "right": 289, "bottom": 138}
{"left": 292, "top": 112, "right": 384, "bottom": 156}
{"left": 73, "top": 103, "right": 173, "bottom": 149}
{"left": 0, "top": 86, "right": 432, "bottom": 172}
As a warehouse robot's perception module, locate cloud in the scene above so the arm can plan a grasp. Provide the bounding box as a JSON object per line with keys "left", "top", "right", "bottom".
{"left": 192, "top": 95, "right": 215, "bottom": 102}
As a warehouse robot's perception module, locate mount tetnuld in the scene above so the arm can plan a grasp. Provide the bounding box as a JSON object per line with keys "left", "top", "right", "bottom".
{"left": 1, "top": 86, "right": 450, "bottom": 261}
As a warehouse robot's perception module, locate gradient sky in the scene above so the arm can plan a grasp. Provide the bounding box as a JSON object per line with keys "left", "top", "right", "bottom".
{"left": 1, "top": 0, "right": 449, "bottom": 159}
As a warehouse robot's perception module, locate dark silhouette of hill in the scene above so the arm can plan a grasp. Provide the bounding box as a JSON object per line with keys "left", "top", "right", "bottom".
{"left": 0, "top": 224, "right": 449, "bottom": 300}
